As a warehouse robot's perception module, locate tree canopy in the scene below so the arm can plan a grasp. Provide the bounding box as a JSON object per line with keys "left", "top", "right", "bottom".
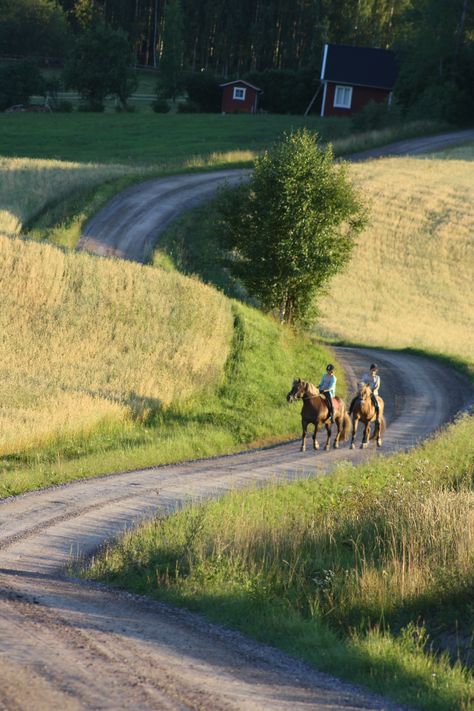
{"left": 64, "top": 22, "right": 137, "bottom": 109}
{"left": 216, "top": 129, "right": 367, "bottom": 325}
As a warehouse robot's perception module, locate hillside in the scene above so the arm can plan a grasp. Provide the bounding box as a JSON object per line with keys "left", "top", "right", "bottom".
{"left": 157, "top": 147, "right": 474, "bottom": 364}
{"left": 0, "top": 234, "right": 232, "bottom": 458}
{"left": 317, "top": 152, "right": 474, "bottom": 360}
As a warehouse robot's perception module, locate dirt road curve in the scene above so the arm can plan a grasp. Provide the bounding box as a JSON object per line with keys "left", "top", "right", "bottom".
{"left": 1, "top": 347, "right": 472, "bottom": 710}
{"left": 2, "top": 130, "right": 473, "bottom": 710}
{"left": 77, "top": 129, "right": 474, "bottom": 263}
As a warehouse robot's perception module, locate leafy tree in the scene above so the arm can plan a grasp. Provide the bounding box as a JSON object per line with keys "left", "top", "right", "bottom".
{"left": 216, "top": 129, "right": 367, "bottom": 325}
{"left": 184, "top": 71, "right": 221, "bottom": 112}
{"left": 160, "top": 0, "right": 184, "bottom": 100}
{"left": 0, "top": 60, "right": 45, "bottom": 110}
{"left": 0, "top": 0, "right": 70, "bottom": 59}
{"left": 64, "top": 22, "right": 137, "bottom": 110}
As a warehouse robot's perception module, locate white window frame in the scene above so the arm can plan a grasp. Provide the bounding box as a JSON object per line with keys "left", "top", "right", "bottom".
{"left": 233, "top": 86, "right": 246, "bottom": 101}
{"left": 333, "top": 85, "right": 353, "bottom": 109}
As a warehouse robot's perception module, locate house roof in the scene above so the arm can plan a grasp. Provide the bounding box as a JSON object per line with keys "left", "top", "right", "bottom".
{"left": 219, "top": 79, "right": 262, "bottom": 92}
{"left": 321, "top": 44, "right": 398, "bottom": 90}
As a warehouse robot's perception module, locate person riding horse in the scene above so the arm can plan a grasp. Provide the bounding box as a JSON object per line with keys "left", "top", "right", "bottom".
{"left": 349, "top": 363, "right": 381, "bottom": 420}
{"left": 319, "top": 364, "right": 336, "bottom": 423}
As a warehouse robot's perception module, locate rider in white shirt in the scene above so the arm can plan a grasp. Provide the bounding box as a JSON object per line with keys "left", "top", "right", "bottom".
{"left": 349, "top": 363, "right": 381, "bottom": 419}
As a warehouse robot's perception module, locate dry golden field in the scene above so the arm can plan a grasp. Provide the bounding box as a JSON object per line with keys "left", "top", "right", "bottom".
{"left": 0, "top": 157, "right": 134, "bottom": 236}
{"left": 0, "top": 235, "right": 232, "bottom": 455}
{"left": 317, "top": 152, "right": 474, "bottom": 360}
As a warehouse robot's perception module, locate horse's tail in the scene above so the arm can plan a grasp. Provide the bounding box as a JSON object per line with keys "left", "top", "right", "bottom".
{"left": 339, "top": 412, "right": 352, "bottom": 442}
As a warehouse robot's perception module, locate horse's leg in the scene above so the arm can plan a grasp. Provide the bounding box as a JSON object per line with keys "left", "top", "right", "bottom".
{"left": 324, "top": 421, "right": 331, "bottom": 450}
{"left": 313, "top": 422, "right": 319, "bottom": 450}
{"left": 350, "top": 416, "right": 359, "bottom": 449}
{"left": 333, "top": 415, "right": 340, "bottom": 449}
{"left": 301, "top": 420, "right": 307, "bottom": 452}
{"left": 376, "top": 417, "right": 382, "bottom": 447}
{"left": 361, "top": 421, "right": 370, "bottom": 449}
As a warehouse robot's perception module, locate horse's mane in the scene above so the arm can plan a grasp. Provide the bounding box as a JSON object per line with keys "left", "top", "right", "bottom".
{"left": 305, "top": 381, "right": 320, "bottom": 397}
{"left": 358, "top": 381, "right": 372, "bottom": 397}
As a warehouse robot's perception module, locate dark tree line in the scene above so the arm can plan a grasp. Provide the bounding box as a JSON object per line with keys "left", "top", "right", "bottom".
{"left": 0, "top": 0, "right": 473, "bottom": 120}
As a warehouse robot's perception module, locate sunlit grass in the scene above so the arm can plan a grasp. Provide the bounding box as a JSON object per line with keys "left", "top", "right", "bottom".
{"left": 0, "top": 156, "right": 135, "bottom": 236}
{"left": 0, "top": 234, "right": 233, "bottom": 457}
{"left": 312, "top": 150, "right": 474, "bottom": 362}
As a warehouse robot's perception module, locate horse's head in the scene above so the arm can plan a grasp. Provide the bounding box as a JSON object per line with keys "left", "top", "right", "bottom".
{"left": 357, "top": 382, "right": 372, "bottom": 399}
{"left": 287, "top": 378, "right": 307, "bottom": 403}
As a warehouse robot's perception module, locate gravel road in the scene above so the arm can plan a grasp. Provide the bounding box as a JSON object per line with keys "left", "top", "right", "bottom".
{"left": 2, "top": 130, "right": 473, "bottom": 710}
{"left": 1, "top": 347, "right": 472, "bottom": 710}
{"left": 77, "top": 129, "right": 474, "bottom": 263}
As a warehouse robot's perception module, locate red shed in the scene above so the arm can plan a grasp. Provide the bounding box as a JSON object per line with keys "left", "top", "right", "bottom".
{"left": 220, "top": 80, "right": 262, "bottom": 114}
{"left": 320, "top": 44, "right": 398, "bottom": 118}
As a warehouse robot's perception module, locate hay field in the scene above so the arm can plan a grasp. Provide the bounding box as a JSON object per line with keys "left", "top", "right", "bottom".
{"left": 317, "top": 151, "right": 474, "bottom": 360}
{"left": 0, "top": 157, "right": 135, "bottom": 237}
{"left": 0, "top": 235, "right": 232, "bottom": 455}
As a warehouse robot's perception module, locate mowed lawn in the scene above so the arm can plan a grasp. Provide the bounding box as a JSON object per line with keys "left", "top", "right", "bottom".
{"left": 0, "top": 113, "right": 352, "bottom": 165}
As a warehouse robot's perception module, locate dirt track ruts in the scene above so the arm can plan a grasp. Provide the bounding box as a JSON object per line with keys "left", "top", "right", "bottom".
{"left": 1, "top": 130, "right": 474, "bottom": 710}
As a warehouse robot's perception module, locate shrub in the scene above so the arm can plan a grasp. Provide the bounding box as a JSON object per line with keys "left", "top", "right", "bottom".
{"left": 184, "top": 71, "right": 221, "bottom": 112}
{"left": 152, "top": 97, "right": 170, "bottom": 113}
{"left": 0, "top": 60, "right": 45, "bottom": 111}
{"left": 177, "top": 100, "right": 199, "bottom": 113}
{"left": 243, "top": 68, "right": 319, "bottom": 114}
{"left": 55, "top": 99, "right": 74, "bottom": 113}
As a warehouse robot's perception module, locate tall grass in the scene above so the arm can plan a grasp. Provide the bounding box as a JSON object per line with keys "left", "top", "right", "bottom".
{"left": 316, "top": 151, "right": 474, "bottom": 360}
{"left": 85, "top": 413, "right": 474, "bottom": 710}
{"left": 0, "top": 234, "right": 232, "bottom": 456}
{"left": 0, "top": 157, "right": 134, "bottom": 237}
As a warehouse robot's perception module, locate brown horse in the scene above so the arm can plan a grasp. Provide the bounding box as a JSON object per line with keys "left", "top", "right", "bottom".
{"left": 349, "top": 382, "right": 385, "bottom": 449}
{"left": 286, "top": 379, "right": 352, "bottom": 451}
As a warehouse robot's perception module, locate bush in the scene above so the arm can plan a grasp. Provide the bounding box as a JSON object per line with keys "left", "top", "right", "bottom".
{"left": 152, "top": 97, "right": 170, "bottom": 113}
{"left": 243, "top": 68, "right": 319, "bottom": 114}
{"left": 77, "top": 101, "right": 105, "bottom": 112}
{"left": 184, "top": 71, "right": 221, "bottom": 112}
{"left": 351, "top": 100, "right": 401, "bottom": 131}
{"left": 177, "top": 100, "right": 199, "bottom": 113}
{"left": 0, "top": 60, "right": 45, "bottom": 111}
{"left": 55, "top": 100, "right": 74, "bottom": 113}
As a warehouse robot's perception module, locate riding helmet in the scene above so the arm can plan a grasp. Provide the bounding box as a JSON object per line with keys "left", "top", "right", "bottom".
{"left": 326, "top": 364, "right": 335, "bottom": 372}
{"left": 370, "top": 363, "right": 378, "bottom": 370}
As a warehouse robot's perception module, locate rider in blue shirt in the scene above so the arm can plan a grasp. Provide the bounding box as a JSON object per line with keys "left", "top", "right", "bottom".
{"left": 319, "top": 364, "right": 336, "bottom": 423}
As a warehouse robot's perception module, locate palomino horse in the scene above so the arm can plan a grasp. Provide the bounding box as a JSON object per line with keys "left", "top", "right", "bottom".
{"left": 350, "top": 382, "right": 385, "bottom": 449}
{"left": 286, "top": 379, "right": 352, "bottom": 451}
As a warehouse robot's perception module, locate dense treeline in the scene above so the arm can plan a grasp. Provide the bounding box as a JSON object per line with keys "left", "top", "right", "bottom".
{"left": 0, "top": 0, "right": 473, "bottom": 121}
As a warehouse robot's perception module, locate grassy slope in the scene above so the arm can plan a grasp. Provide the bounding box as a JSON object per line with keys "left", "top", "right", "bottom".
{"left": 316, "top": 153, "right": 474, "bottom": 361}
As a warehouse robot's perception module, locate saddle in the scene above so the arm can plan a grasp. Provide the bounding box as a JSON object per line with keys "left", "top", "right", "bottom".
{"left": 319, "top": 393, "right": 341, "bottom": 410}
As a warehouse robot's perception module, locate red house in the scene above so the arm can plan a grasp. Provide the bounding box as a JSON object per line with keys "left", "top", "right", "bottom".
{"left": 320, "top": 44, "right": 398, "bottom": 117}
{"left": 220, "top": 80, "right": 262, "bottom": 114}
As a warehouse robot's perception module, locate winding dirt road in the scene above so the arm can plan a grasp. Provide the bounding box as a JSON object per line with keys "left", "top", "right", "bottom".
{"left": 77, "top": 128, "right": 474, "bottom": 263}
{"left": 2, "top": 130, "right": 474, "bottom": 710}
{"left": 1, "top": 348, "right": 472, "bottom": 710}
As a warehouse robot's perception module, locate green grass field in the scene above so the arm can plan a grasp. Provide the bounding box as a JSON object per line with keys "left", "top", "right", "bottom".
{"left": 0, "top": 113, "right": 444, "bottom": 166}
